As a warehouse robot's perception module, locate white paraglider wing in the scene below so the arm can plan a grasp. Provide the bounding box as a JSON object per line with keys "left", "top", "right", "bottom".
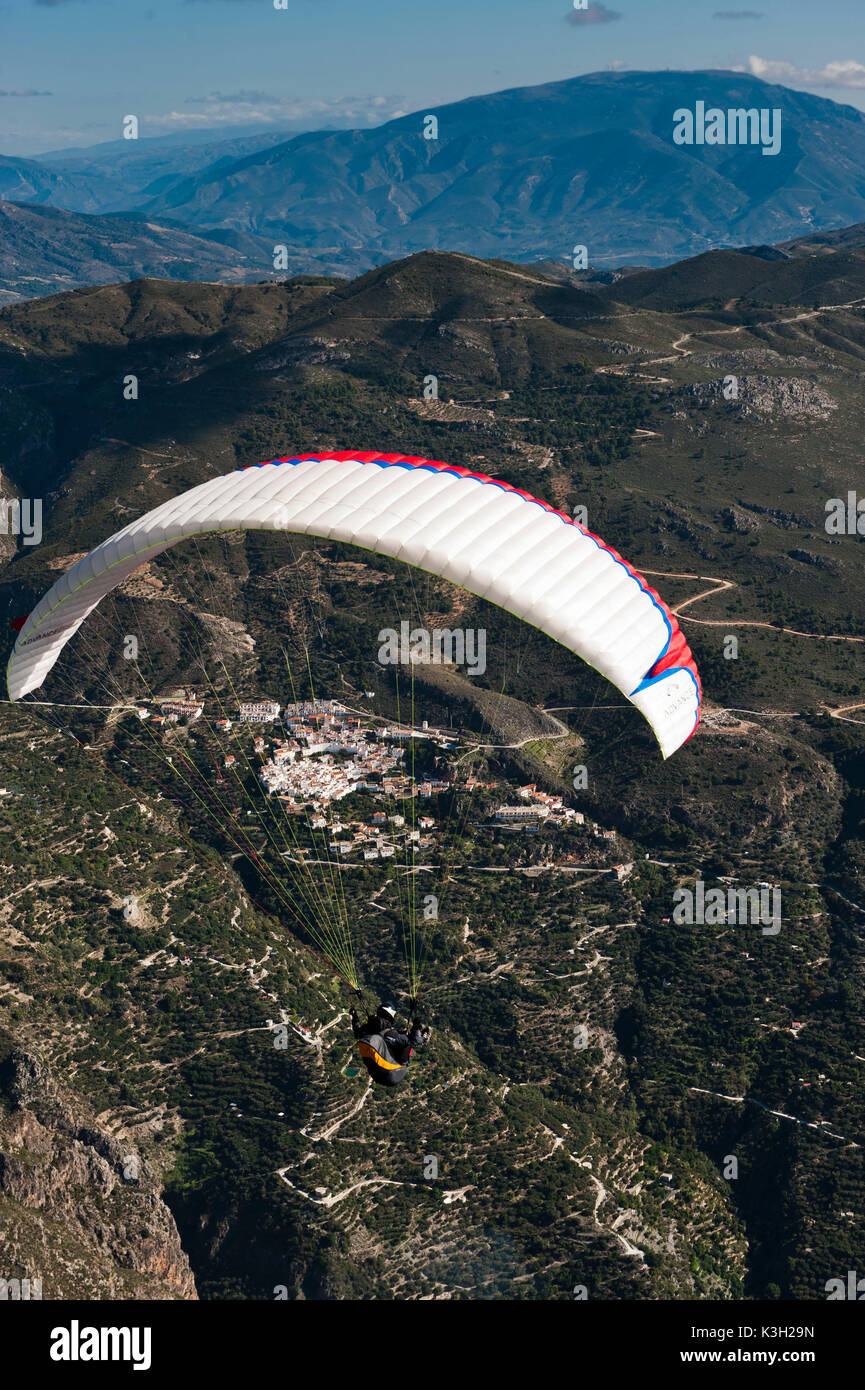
{"left": 6, "top": 453, "right": 701, "bottom": 757}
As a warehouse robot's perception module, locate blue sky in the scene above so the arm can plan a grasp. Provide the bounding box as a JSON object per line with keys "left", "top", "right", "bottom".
{"left": 2, "top": 0, "right": 865, "bottom": 155}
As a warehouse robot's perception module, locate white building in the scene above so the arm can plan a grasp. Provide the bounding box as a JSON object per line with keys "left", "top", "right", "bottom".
{"left": 494, "top": 804, "right": 550, "bottom": 823}
{"left": 162, "top": 699, "right": 204, "bottom": 721}
{"left": 283, "top": 700, "right": 345, "bottom": 719}
{"left": 238, "top": 701, "right": 281, "bottom": 723}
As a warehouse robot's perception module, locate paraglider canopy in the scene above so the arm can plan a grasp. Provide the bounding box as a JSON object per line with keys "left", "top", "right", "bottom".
{"left": 6, "top": 452, "right": 701, "bottom": 756}
{"left": 5, "top": 450, "right": 702, "bottom": 1010}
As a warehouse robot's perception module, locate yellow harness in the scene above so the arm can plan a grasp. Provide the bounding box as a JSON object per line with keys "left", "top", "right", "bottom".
{"left": 358, "top": 1040, "right": 405, "bottom": 1071}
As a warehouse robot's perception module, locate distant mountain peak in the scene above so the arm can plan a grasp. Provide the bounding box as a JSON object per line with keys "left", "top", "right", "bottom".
{"left": 5, "top": 69, "right": 865, "bottom": 289}
{"left": 130, "top": 70, "right": 865, "bottom": 276}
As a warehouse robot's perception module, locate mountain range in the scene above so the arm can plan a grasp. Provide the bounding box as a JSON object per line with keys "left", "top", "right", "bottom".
{"left": 5, "top": 70, "right": 865, "bottom": 300}
{"left": 137, "top": 70, "right": 865, "bottom": 270}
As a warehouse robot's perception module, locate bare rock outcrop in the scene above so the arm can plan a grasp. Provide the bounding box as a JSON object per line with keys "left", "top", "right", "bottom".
{"left": 0, "top": 1043, "right": 196, "bottom": 1300}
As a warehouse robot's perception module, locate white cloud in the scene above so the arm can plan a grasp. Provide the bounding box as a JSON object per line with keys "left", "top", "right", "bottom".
{"left": 736, "top": 54, "right": 865, "bottom": 89}
{"left": 565, "top": 3, "right": 621, "bottom": 25}
{"left": 145, "top": 91, "right": 406, "bottom": 131}
{"left": 185, "top": 90, "right": 276, "bottom": 106}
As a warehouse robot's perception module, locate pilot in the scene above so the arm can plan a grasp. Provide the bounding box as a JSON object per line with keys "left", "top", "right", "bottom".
{"left": 349, "top": 1001, "right": 431, "bottom": 1087}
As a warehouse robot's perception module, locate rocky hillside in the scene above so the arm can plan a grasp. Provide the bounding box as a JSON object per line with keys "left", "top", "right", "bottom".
{"left": 0, "top": 1038, "right": 196, "bottom": 1299}
{"left": 0, "top": 247, "right": 864, "bottom": 1299}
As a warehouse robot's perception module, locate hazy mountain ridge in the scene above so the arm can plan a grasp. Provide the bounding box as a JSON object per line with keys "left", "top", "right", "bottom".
{"left": 132, "top": 70, "right": 865, "bottom": 272}
{"left": 0, "top": 202, "right": 278, "bottom": 306}
{"left": 35, "top": 128, "right": 312, "bottom": 215}
{"left": 3, "top": 128, "right": 318, "bottom": 217}
{"left": 5, "top": 71, "right": 865, "bottom": 298}
{"left": 0, "top": 153, "right": 86, "bottom": 210}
